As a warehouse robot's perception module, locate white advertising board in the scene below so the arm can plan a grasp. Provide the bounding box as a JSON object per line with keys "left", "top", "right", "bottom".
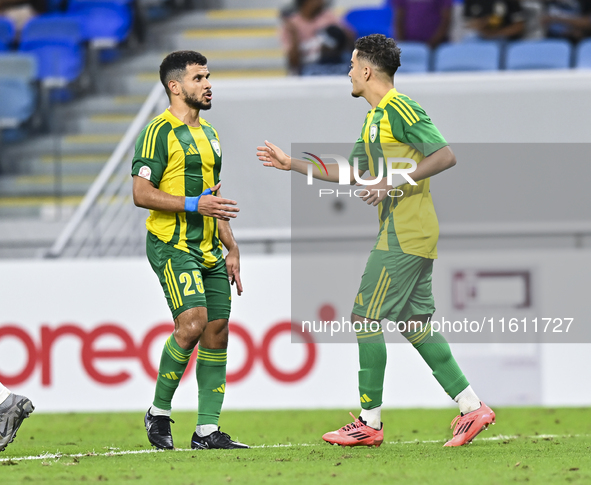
{"left": 1, "top": 251, "right": 590, "bottom": 412}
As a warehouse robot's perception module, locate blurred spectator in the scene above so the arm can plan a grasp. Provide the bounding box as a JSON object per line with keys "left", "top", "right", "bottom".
{"left": 0, "top": 0, "right": 46, "bottom": 35}
{"left": 281, "top": 0, "right": 354, "bottom": 75}
{"left": 464, "top": 0, "right": 526, "bottom": 40}
{"left": 392, "top": 0, "right": 452, "bottom": 48}
{"left": 521, "top": 0, "right": 545, "bottom": 39}
{"left": 543, "top": 0, "right": 591, "bottom": 43}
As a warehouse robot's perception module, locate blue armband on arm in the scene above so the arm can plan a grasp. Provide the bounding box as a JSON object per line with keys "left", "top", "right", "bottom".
{"left": 184, "top": 187, "right": 214, "bottom": 212}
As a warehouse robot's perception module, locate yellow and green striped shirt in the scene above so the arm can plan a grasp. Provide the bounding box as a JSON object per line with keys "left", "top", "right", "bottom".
{"left": 131, "top": 109, "right": 223, "bottom": 267}
{"left": 348, "top": 88, "right": 448, "bottom": 259}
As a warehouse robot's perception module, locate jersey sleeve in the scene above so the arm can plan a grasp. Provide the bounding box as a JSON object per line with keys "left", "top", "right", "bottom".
{"left": 348, "top": 115, "right": 371, "bottom": 171}
{"left": 131, "top": 120, "right": 171, "bottom": 188}
{"left": 386, "top": 99, "right": 448, "bottom": 157}
{"left": 348, "top": 135, "right": 369, "bottom": 171}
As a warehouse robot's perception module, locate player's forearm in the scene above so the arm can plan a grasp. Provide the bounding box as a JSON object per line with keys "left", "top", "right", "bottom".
{"left": 218, "top": 220, "right": 239, "bottom": 253}
{"left": 132, "top": 177, "right": 185, "bottom": 212}
{"left": 291, "top": 158, "right": 342, "bottom": 182}
{"left": 409, "top": 146, "right": 456, "bottom": 184}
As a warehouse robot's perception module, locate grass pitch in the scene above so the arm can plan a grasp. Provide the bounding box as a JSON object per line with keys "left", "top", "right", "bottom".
{"left": 1, "top": 407, "right": 590, "bottom": 484}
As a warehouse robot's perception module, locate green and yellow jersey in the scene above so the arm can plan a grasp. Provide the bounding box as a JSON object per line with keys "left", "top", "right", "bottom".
{"left": 131, "top": 108, "right": 223, "bottom": 267}
{"left": 348, "top": 88, "right": 448, "bottom": 259}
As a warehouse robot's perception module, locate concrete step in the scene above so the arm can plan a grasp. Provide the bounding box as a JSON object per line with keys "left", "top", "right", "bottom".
{"left": 24, "top": 153, "right": 108, "bottom": 176}
{"left": 76, "top": 113, "right": 135, "bottom": 134}
{"left": 173, "top": 27, "right": 281, "bottom": 51}
{"left": 152, "top": 8, "right": 280, "bottom": 31}
{"left": 124, "top": 48, "right": 284, "bottom": 73}
{"left": 0, "top": 174, "right": 97, "bottom": 197}
{"left": 222, "top": 0, "right": 291, "bottom": 8}
{"left": 61, "top": 95, "right": 145, "bottom": 117}
{"left": 219, "top": 0, "right": 382, "bottom": 8}
{"left": 0, "top": 195, "right": 82, "bottom": 219}
{"left": 4, "top": 133, "right": 121, "bottom": 158}
{"left": 127, "top": 66, "right": 287, "bottom": 95}
{"left": 206, "top": 49, "right": 284, "bottom": 70}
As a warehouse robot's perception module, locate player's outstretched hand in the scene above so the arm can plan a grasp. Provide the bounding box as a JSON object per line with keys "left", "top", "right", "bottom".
{"left": 256, "top": 140, "right": 291, "bottom": 171}
{"left": 197, "top": 182, "right": 240, "bottom": 221}
{"left": 356, "top": 178, "right": 391, "bottom": 206}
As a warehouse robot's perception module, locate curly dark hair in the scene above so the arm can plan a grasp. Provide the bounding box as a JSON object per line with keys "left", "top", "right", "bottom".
{"left": 354, "top": 34, "right": 401, "bottom": 77}
{"left": 159, "top": 50, "right": 208, "bottom": 98}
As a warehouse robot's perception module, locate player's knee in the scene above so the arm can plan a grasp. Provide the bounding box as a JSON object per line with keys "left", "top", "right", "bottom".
{"left": 403, "top": 314, "right": 431, "bottom": 334}
{"left": 175, "top": 320, "right": 206, "bottom": 347}
{"left": 351, "top": 313, "right": 366, "bottom": 325}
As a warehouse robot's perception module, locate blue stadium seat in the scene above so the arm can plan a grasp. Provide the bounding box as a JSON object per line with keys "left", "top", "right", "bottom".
{"left": 19, "top": 15, "right": 85, "bottom": 85}
{"left": 397, "top": 42, "right": 430, "bottom": 73}
{"left": 434, "top": 42, "right": 501, "bottom": 72}
{"left": 0, "top": 17, "right": 15, "bottom": 51}
{"left": 575, "top": 38, "right": 591, "bottom": 69}
{"left": 68, "top": 0, "right": 133, "bottom": 45}
{"left": 0, "top": 52, "right": 37, "bottom": 81}
{"left": 46, "top": 0, "right": 67, "bottom": 11}
{"left": 301, "top": 63, "right": 350, "bottom": 76}
{"left": 0, "top": 53, "right": 37, "bottom": 137}
{"left": 345, "top": 5, "right": 394, "bottom": 39}
{"left": 505, "top": 40, "right": 572, "bottom": 70}
{"left": 0, "top": 78, "right": 37, "bottom": 129}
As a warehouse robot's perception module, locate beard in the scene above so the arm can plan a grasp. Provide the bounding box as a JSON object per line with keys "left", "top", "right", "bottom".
{"left": 182, "top": 86, "right": 211, "bottom": 111}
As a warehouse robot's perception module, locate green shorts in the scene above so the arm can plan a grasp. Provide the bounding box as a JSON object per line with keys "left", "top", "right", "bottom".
{"left": 352, "top": 247, "right": 435, "bottom": 324}
{"left": 146, "top": 232, "right": 231, "bottom": 321}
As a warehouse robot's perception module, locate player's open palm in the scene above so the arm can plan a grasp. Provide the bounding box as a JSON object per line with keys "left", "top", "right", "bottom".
{"left": 197, "top": 183, "right": 240, "bottom": 221}
{"left": 256, "top": 140, "right": 291, "bottom": 171}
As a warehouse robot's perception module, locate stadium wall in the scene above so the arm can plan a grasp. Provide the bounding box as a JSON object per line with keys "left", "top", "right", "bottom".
{"left": 1, "top": 251, "right": 589, "bottom": 412}
{"left": 204, "top": 72, "right": 591, "bottom": 235}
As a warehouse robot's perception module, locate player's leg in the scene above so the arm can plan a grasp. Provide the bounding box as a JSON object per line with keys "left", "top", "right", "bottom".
{"left": 399, "top": 258, "right": 495, "bottom": 446}
{"left": 144, "top": 234, "right": 209, "bottom": 449}
{"left": 190, "top": 261, "right": 248, "bottom": 450}
{"left": 321, "top": 312, "right": 386, "bottom": 447}
{"left": 354, "top": 312, "right": 386, "bottom": 432}
{"left": 322, "top": 249, "right": 391, "bottom": 447}
{"left": 0, "top": 382, "right": 34, "bottom": 452}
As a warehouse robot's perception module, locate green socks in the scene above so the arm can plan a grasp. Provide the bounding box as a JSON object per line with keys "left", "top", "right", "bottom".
{"left": 357, "top": 327, "right": 387, "bottom": 409}
{"left": 152, "top": 336, "right": 229, "bottom": 427}
{"left": 153, "top": 334, "right": 193, "bottom": 410}
{"left": 196, "top": 346, "right": 227, "bottom": 426}
{"left": 402, "top": 321, "right": 469, "bottom": 399}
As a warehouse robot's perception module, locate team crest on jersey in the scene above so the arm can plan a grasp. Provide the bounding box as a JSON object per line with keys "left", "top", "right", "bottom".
{"left": 138, "top": 165, "right": 151, "bottom": 180}
{"left": 210, "top": 139, "right": 221, "bottom": 157}
{"left": 370, "top": 124, "right": 378, "bottom": 142}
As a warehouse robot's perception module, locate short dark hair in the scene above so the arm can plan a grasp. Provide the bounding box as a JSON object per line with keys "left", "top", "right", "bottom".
{"left": 159, "top": 50, "right": 208, "bottom": 98}
{"left": 354, "top": 34, "right": 401, "bottom": 77}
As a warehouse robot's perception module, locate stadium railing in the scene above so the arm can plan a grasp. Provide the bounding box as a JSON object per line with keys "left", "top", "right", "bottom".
{"left": 45, "top": 81, "right": 165, "bottom": 258}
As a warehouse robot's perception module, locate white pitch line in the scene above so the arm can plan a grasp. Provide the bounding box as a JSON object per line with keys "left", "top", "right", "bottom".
{"left": 0, "top": 433, "right": 582, "bottom": 463}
